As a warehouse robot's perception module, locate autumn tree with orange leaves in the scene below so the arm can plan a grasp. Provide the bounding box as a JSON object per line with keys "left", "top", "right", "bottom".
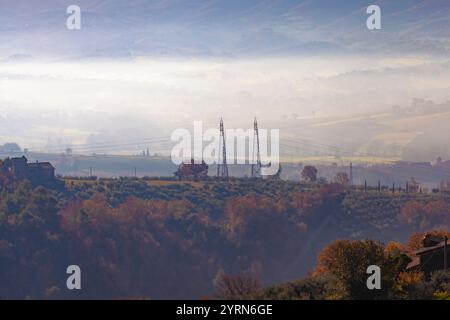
{"left": 315, "top": 239, "right": 409, "bottom": 299}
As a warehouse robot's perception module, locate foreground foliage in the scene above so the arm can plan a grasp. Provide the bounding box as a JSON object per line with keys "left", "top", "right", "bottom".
{"left": 0, "top": 178, "right": 448, "bottom": 299}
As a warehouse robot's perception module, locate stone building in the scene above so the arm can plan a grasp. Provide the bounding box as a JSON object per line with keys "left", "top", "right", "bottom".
{"left": 11, "top": 156, "right": 55, "bottom": 184}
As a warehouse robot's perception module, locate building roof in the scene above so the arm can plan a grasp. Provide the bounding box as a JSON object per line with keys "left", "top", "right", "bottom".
{"left": 414, "top": 241, "right": 447, "bottom": 255}
{"left": 11, "top": 156, "right": 27, "bottom": 161}
{"left": 27, "top": 162, "right": 54, "bottom": 169}
{"left": 406, "top": 256, "right": 420, "bottom": 270}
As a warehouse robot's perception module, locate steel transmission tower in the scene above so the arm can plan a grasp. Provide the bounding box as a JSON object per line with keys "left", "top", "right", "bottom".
{"left": 217, "top": 118, "right": 229, "bottom": 179}
{"left": 251, "top": 118, "right": 262, "bottom": 178}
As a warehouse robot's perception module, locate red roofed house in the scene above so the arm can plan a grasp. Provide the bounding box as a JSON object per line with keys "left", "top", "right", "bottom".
{"left": 175, "top": 159, "right": 208, "bottom": 180}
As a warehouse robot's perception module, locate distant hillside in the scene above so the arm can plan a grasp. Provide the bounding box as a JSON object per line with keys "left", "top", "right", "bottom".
{"left": 280, "top": 100, "right": 450, "bottom": 162}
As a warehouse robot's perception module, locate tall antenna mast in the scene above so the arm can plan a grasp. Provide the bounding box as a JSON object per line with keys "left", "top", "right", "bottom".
{"left": 217, "top": 118, "right": 229, "bottom": 179}
{"left": 251, "top": 118, "right": 262, "bottom": 177}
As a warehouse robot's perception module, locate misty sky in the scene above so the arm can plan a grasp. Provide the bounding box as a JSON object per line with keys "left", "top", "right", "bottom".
{"left": 0, "top": 0, "right": 449, "bottom": 154}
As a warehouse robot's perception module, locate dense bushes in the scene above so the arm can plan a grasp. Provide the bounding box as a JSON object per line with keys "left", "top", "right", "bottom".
{"left": 399, "top": 200, "right": 450, "bottom": 230}
{"left": 254, "top": 238, "right": 449, "bottom": 300}
{"left": 0, "top": 180, "right": 325, "bottom": 299}
{"left": 258, "top": 274, "right": 340, "bottom": 300}
{"left": 0, "top": 178, "right": 449, "bottom": 299}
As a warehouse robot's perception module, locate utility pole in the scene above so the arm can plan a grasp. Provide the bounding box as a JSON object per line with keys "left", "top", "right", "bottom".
{"left": 217, "top": 118, "right": 229, "bottom": 179}
{"left": 445, "top": 236, "right": 448, "bottom": 270}
{"left": 349, "top": 162, "right": 353, "bottom": 186}
{"left": 378, "top": 180, "right": 381, "bottom": 193}
{"left": 364, "top": 179, "right": 367, "bottom": 192}
{"left": 251, "top": 118, "right": 262, "bottom": 178}
{"left": 89, "top": 166, "right": 92, "bottom": 177}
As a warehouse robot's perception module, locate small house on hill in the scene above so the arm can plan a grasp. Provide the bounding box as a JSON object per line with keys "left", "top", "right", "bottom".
{"left": 174, "top": 159, "right": 208, "bottom": 180}
{"left": 406, "top": 235, "right": 449, "bottom": 274}
{"left": 10, "top": 156, "right": 56, "bottom": 186}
